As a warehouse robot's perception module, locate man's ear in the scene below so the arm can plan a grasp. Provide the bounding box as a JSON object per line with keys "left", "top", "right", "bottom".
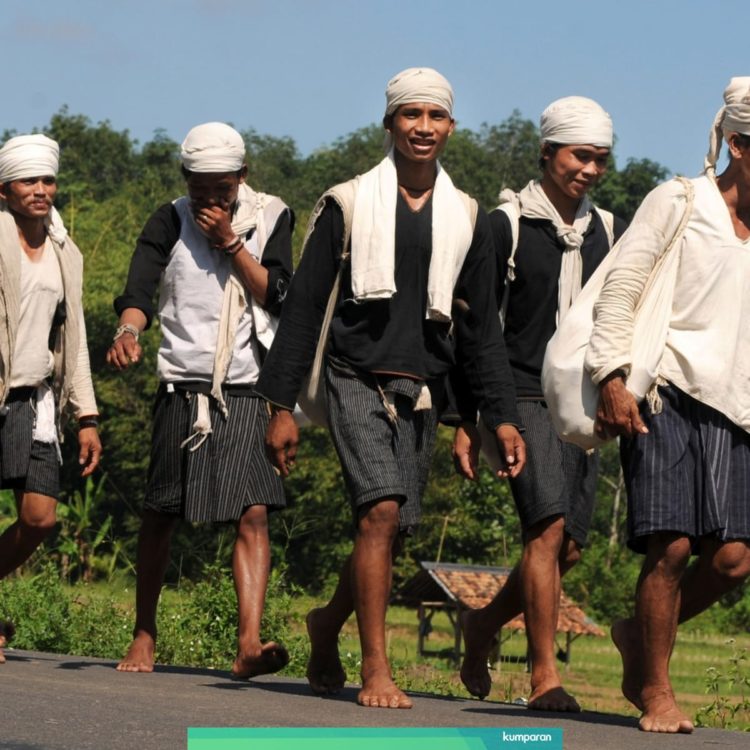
{"left": 238, "top": 164, "right": 248, "bottom": 184}
{"left": 0, "top": 183, "right": 7, "bottom": 201}
{"left": 383, "top": 114, "right": 393, "bottom": 133}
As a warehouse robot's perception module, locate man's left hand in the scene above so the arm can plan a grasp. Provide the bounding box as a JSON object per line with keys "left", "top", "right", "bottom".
{"left": 493, "top": 424, "right": 526, "bottom": 479}
{"left": 78, "top": 427, "right": 102, "bottom": 477}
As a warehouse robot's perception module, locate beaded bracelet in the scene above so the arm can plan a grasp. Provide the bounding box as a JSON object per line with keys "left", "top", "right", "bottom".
{"left": 222, "top": 237, "right": 244, "bottom": 257}
{"left": 113, "top": 323, "right": 140, "bottom": 343}
{"left": 78, "top": 417, "right": 99, "bottom": 430}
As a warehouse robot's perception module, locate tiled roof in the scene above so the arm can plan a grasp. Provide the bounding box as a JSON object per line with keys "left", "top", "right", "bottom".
{"left": 396, "top": 561, "right": 604, "bottom": 637}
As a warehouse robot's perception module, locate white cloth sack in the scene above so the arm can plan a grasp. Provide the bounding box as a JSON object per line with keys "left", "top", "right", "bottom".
{"left": 541, "top": 177, "right": 694, "bottom": 450}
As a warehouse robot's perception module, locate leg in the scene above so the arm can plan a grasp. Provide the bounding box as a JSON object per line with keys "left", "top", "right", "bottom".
{"left": 522, "top": 516, "right": 581, "bottom": 712}
{"left": 0, "top": 491, "right": 57, "bottom": 663}
{"left": 635, "top": 533, "right": 694, "bottom": 733}
{"left": 306, "top": 533, "right": 406, "bottom": 695}
{"left": 460, "top": 531, "right": 581, "bottom": 700}
{"left": 614, "top": 537, "right": 750, "bottom": 711}
{"left": 0, "top": 491, "right": 57, "bottom": 579}
{"left": 353, "top": 498, "right": 411, "bottom": 708}
{"left": 231, "top": 504, "right": 288, "bottom": 679}
{"left": 117, "top": 510, "right": 177, "bottom": 672}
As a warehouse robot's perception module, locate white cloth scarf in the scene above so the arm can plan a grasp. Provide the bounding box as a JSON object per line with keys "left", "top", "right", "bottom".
{"left": 499, "top": 180, "right": 593, "bottom": 324}
{"left": 704, "top": 76, "right": 750, "bottom": 177}
{"left": 539, "top": 96, "right": 613, "bottom": 149}
{"left": 350, "top": 150, "right": 473, "bottom": 322}
{"left": 0, "top": 134, "right": 59, "bottom": 183}
{"left": 180, "top": 122, "right": 245, "bottom": 173}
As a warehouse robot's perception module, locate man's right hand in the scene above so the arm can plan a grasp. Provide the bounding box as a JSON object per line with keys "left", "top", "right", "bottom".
{"left": 596, "top": 373, "right": 649, "bottom": 439}
{"left": 265, "top": 408, "right": 298, "bottom": 477}
{"left": 106, "top": 332, "right": 142, "bottom": 371}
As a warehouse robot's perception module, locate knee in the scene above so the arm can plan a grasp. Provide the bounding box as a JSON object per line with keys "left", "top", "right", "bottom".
{"left": 648, "top": 534, "right": 692, "bottom": 579}
{"left": 237, "top": 505, "right": 269, "bottom": 538}
{"left": 19, "top": 505, "right": 57, "bottom": 537}
{"left": 526, "top": 515, "right": 566, "bottom": 552}
{"left": 711, "top": 543, "right": 750, "bottom": 584}
{"left": 357, "top": 499, "right": 400, "bottom": 540}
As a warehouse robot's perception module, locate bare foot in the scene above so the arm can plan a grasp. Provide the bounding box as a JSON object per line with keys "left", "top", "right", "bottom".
{"left": 306, "top": 608, "right": 346, "bottom": 695}
{"left": 0, "top": 621, "right": 16, "bottom": 665}
{"left": 116, "top": 632, "right": 155, "bottom": 673}
{"left": 639, "top": 689, "right": 694, "bottom": 733}
{"left": 459, "top": 608, "right": 496, "bottom": 699}
{"left": 358, "top": 669, "right": 412, "bottom": 709}
{"left": 232, "top": 641, "right": 289, "bottom": 679}
{"left": 528, "top": 684, "right": 581, "bottom": 713}
{"left": 611, "top": 618, "right": 643, "bottom": 710}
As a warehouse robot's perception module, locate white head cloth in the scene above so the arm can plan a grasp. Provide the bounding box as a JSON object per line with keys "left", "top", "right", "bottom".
{"left": 704, "top": 77, "right": 750, "bottom": 177}
{"left": 0, "top": 134, "right": 59, "bottom": 183}
{"left": 180, "top": 122, "right": 245, "bottom": 173}
{"left": 385, "top": 67, "right": 454, "bottom": 117}
{"left": 539, "top": 96, "right": 613, "bottom": 148}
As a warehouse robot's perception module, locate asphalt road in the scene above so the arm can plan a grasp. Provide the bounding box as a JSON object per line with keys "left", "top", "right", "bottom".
{"left": 0, "top": 650, "right": 747, "bottom": 750}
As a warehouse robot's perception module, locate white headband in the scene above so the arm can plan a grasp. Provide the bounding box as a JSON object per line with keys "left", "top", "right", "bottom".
{"left": 539, "top": 96, "right": 613, "bottom": 148}
{"left": 385, "top": 67, "right": 454, "bottom": 117}
{"left": 704, "top": 77, "right": 750, "bottom": 176}
{"left": 0, "top": 134, "right": 59, "bottom": 183}
{"left": 180, "top": 122, "right": 245, "bottom": 173}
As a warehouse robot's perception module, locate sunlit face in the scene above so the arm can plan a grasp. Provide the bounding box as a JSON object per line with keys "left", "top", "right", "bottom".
{"left": 385, "top": 102, "right": 455, "bottom": 164}
{"left": 542, "top": 144, "right": 610, "bottom": 199}
{"left": 184, "top": 166, "right": 246, "bottom": 214}
{"left": 0, "top": 176, "right": 57, "bottom": 220}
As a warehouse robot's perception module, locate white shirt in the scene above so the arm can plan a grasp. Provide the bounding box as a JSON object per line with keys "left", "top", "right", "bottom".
{"left": 10, "top": 239, "right": 63, "bottom": 388}
{"left": 587, "top": 175, "right": 750, "bottom": 431}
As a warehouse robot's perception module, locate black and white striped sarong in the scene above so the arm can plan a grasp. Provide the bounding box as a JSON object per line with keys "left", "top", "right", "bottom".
{"left": 325, "top": 361, "right": 438, "bottom": 532}
{"left": 144, "top": 385, "right": 285, "bottom": 523}
{"left": 621, "top": 383, "right": 750, "bottom": 553}
{"left": 0, "top": 387, "right": 59, "bottom": 500}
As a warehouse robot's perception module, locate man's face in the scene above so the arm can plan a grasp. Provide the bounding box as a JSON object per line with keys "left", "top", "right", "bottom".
{"left": 0, "top": 176, "right": 57, "bottom": 220}
{"left": 387, "top": 102, "right": 455, "bottom": 164}
{"left": 185, "top": 169, "right": 245, "bottom": 214}
{"left": 543, "top": 144, "right": 610, "bottom": 200}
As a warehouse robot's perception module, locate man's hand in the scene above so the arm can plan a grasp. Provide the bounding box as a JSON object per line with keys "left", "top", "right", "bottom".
{"left": 452, "top": 422, "right": 481, "bottom": 480}
{"left": 106, "top": 332, "right": 142, "bottom": 370}
{"left": 596, "top": 374, "right": 649, "bottom": 439}
{"left": 78, "top": 427, "right": 102, "bottom": 477}
{"left": 193, "top": 200, "right": 236, "bottom": 249}
{"left": 494, "top": 424, "right": 526, "bottom": 479}
{"left": 265, "top": 409, "right": 298, "bottom": 478}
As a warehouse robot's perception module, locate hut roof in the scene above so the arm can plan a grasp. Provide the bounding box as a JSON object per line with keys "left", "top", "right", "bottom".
{"left": 396, "top": 561, "right": 604, "bottom": 637}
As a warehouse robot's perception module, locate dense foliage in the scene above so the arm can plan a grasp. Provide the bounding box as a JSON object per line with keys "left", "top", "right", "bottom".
{"left": 1, "top": 108, "right": 746, "bottom": 633}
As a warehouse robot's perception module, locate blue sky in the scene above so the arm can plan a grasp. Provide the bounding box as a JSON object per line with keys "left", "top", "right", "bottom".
{"left": 3, "top": 0, "right": 747, "bottom": 178}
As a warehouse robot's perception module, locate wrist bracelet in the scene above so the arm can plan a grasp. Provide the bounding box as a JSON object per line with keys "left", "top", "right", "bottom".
{"left": 78, "top": 417, "right": 99, "bottom": 430}
{"left": 113, "top": 323, "right": 140, "bottom": 343}
{"left": 222, "top": 237, "right": 244, "bottom": 257}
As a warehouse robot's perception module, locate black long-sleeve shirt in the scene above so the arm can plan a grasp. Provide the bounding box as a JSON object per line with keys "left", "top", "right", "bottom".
{"left": 255, "top": 194, "right": 520, "bottom": 430}
{"left": 114, "top": 202, "right": 294, "bottom": 325}
{"left": 493, "top": 209, "right": 627, "bottom": 397}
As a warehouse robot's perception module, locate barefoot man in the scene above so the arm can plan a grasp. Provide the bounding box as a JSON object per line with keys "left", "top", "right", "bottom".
{"left": 108, "top": 123, "right": 293, "bottom": 678}
{"left": 255, "top": 67, "right": 525, "bottom": 708}
{"left": 587, "top": 77, "right": 750, "bottom": 733}
{"left": 456, "top": 97, "right": 624, "bottom": 712}
{"left": 0, "top": 135, "right": 101, "bottom": 662}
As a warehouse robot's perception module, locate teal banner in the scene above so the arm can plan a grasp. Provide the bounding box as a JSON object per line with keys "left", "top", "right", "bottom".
{"left": 188, "top": 727, "right": 563, "bottom": 750}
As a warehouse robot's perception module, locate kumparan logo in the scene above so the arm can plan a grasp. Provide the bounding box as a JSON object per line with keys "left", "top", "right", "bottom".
{"left": 501, "top": 730, "right": 556, "bottom": 744}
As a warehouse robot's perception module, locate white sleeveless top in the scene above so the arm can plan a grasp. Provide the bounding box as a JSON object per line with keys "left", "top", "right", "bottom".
{"left": 156, "top": 203, "right": 271, "bottom": 385}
